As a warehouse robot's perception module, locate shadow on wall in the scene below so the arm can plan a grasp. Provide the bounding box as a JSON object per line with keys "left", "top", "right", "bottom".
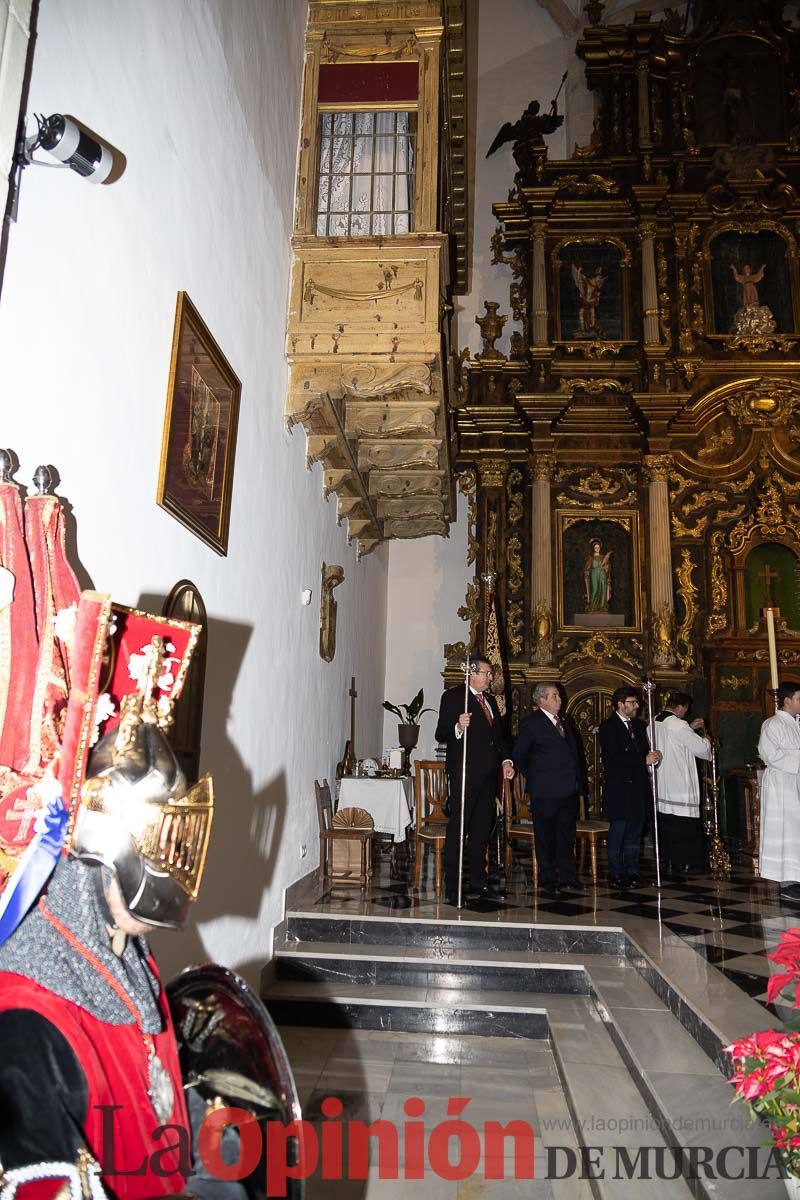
{"left": 139, "top": 607, "right": 288, "bottom": 989}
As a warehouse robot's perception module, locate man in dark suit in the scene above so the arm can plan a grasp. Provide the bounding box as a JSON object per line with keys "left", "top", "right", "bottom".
{"left": 513, "top": 682, "right": 584, "bottom": 894}
{"left": 436, "top": 657, "right": 514, "bottom": 903}
{"left": 598, "top": 686, "right": 662, "bottom": 888}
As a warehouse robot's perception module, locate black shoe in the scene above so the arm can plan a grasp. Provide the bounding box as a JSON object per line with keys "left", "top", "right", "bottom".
{"left": 539, "top": 882, "right": 561, "bottom": 896}
{"left": 562, "top": 880, "right": 589, "bottom": 892}
{"left": 464, "top": 885, "right": 484, "bottom": 901}
{"left": 780, "top": 883, "right": 800, "bottom": 902}
{"left": 626, "top": 875, "right": 642, "bottom": 889}
{"left": 610, "top": 874, "right": 627, "bottom": 889}
{"left": 481, "top": 882, "right": 507, "bottom": 898}
{"left": 444, "top": 891, "right": 459, "bottom": 906}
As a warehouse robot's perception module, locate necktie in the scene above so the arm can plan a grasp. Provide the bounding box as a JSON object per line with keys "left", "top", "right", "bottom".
{"left": 476, "top": 692, "right": 493, "bottom": 725}
{"left": 625, "top": 720, "right": 634, "bottom": 739}
{"left": 555, "top": 715, "right": 565, "bottom": 738}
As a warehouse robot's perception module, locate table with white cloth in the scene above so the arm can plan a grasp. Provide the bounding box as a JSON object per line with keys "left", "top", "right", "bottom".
{"left": 338, "top": 776, "right": 415, "bottom": 843}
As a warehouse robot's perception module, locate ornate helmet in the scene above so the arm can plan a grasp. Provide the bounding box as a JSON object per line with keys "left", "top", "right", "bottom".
{"left": 71, "top": 635, "right": 213, "bottom": 929}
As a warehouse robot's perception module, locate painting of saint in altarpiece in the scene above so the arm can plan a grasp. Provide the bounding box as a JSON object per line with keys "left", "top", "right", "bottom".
{"left": 708, "top": 230, "right": 795, "bottom": 337}
{"left": 556, "top": 242, "right": 626, "bottom": 342}
{"left": 559, "top": 515, "right": 638, "bottom": 630}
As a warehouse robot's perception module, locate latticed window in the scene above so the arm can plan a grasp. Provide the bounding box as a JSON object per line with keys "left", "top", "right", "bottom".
{"left": 316, "top": 110, "right": 416, "bottom": 237}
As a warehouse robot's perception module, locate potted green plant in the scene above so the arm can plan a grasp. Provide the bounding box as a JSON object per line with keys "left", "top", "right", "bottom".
{"left": 383, "top": 689, "right": 434, "bottom": 771}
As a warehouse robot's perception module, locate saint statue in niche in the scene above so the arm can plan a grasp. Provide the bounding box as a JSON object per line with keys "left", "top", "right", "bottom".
{"left": 584, "top": 540, "right": 612, "bottom": 613}
{"left": 571, "top": 263, "right": 606, "bottom": 335}
{"left": 731, "top": 262, "right": 765, "bottom": 309}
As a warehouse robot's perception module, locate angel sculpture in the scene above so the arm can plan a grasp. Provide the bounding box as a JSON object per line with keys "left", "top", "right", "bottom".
{"left": 572, "top": 262, "right": 606, "bottom": 334}
{"left": 486, "top": 73, "right": 567, "bottom": 182}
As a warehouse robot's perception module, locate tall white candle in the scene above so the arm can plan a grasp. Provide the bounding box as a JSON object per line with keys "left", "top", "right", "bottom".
{"left": 766, "top": 607, "right": 779, "bottom": 693}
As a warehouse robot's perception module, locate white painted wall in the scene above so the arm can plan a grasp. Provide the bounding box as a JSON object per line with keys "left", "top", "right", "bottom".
{"left": 382, "top": 488, "right": 470, "bottom": 759}
{"left": 0, "top": 0, "right": 389, "bottom": 986}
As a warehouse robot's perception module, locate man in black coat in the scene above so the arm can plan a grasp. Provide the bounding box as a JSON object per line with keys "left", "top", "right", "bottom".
{"left": 598, "top": 686, "right": 662, "bottom": 888}
{"left": 513, "top": 682, "right": 584, "bottom": 894}
{"left": 436, "top": 657, "right": 514, "bottom": 903}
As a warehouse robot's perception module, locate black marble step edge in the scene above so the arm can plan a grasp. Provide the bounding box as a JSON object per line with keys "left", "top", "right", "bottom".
{"left": 586, "top": 983, "right": 784, "bottom": 1200}
{"left": 616, "top": 934, "right": 787, "bottom": 1194}
{"left": 264, "top": 995, "right": 549, "bottom": 1039}
{"left": 283, "top": 912, "right": 625, "bottom": 956}
{"left": 621, "top": 934, "right": 730, "bottom": 1076}
{"left": 275, "top": 952, "right": 591, "bottom": 994}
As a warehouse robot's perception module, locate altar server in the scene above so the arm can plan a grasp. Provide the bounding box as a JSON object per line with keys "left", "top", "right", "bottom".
{"left": 758, "top": 681, "right": 800, "bottom": 902}
{"left": 653, "top": 692, "right": 712, "bottom": 874}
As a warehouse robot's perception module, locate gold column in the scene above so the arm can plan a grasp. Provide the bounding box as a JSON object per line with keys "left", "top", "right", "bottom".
{"left": 532, "top": 454, "right": 555, "bottom": 664}
{"left": 644, "top": 454, "right": 675, "bottom": 667}
{"left": 532, "top": 222, "right": 548, "bottom": 348}
{"left": 640, "top": 223, "right": 660, "bottom": 348}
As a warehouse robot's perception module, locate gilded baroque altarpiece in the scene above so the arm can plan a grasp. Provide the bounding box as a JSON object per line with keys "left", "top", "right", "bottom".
{"left": 447, "top": 1, "right": 800, "bottom": 806}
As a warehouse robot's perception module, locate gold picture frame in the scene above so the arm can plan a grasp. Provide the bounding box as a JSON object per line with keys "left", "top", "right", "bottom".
{"left": 556, "top": 510, "right": 642, "bottom": 632}
{"left": 157, "top": 292, "right": 241, "bottom": 556}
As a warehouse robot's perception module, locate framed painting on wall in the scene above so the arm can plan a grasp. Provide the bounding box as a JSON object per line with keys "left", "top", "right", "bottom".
{"left": 556, "top": 512, "right": 641, "bottom": 631}
{"left": 157, "top": 292, "right": 241, "bottom": 556}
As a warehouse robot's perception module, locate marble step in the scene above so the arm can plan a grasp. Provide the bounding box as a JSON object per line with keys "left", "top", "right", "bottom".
{"left": 283, "top": 908, "right": 625, "bottom": 955}
{"left": 262, "top": 978, "right": 550, "bottom": 1038}
{"left": 584, "top": 971, "right": 788, "bottom": 1200}
{"left": 275, "top": 938, "right": 593, "bottom": 993}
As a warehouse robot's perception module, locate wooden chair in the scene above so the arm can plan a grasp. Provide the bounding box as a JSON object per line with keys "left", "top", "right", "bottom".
{"left": 315, "top": 779, "right": 373, "bottom": 888}
{"left": 574, "top": 793, "right": 609, "bottom": 883}
{"left": 503, "top": 772, "right": 538, "bottom": 888}
{"left": 412, "top": 760, "right": 449, "bottom": 895}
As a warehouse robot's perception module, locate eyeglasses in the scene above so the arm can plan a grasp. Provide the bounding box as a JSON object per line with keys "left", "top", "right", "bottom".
{"left": 473, "top": 668, "right": 493, "bottom": 677}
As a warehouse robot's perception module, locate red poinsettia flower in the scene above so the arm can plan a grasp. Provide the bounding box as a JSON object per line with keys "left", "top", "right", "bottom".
{"left": 768, "top": 929, "right": 800, "bottom": 968}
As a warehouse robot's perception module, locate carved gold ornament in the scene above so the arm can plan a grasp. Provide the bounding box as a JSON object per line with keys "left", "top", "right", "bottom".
{"left": 445, "top": 571, "right": 482, "bottom": 663}
{"left": 532, "top": 601, "right": 553, "bottom": 665}
{"left": 720, "top": 674, "right": 751, "bottom": 690}
{"left": 563, "top": 340, "right": 620, "bottom": 358}
{"left": 675, "top": 550, "right": 698, "bottom": 672}
{"left": 557, "top": 377, "right": 632, "bottom": 395}
{"left": 507, "top": 469, "right": 524, "bottom": 527}
{"left": 643, "top": 454, "right": 673, "bottom": 483}
{"left": 480, "top": 461, "right": 508, "bottom": 490}
{"left": 651, "top": 603, "right": 676, "bottom": 668}
{"left": 559, "top": 633, "right": 643, "bottom": 670}
{"left": 706, "top": 531, "right": 728, "bottom": 637}
{"left": 671, "top": 512, "right": 709, "bottom": 539}
{"left": 506, "top": 534, "right": 523, "bottom": 593}
{"left": 458, "top": 469, "right": 478, "bottom": 567}
{"left": 726, "top": 378, "right": 800, "bottom": 426}
{"left": 304, "top": 275, "right": 424, "bottom": 306}
{"left": 506, "top": 600, "right": 524, "bottom": 656}
{"left": 555, "top": 173, "right": 620, "bottom": 196}
{"left": 533, "top": 454, "right": 555, "bottom": 482}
